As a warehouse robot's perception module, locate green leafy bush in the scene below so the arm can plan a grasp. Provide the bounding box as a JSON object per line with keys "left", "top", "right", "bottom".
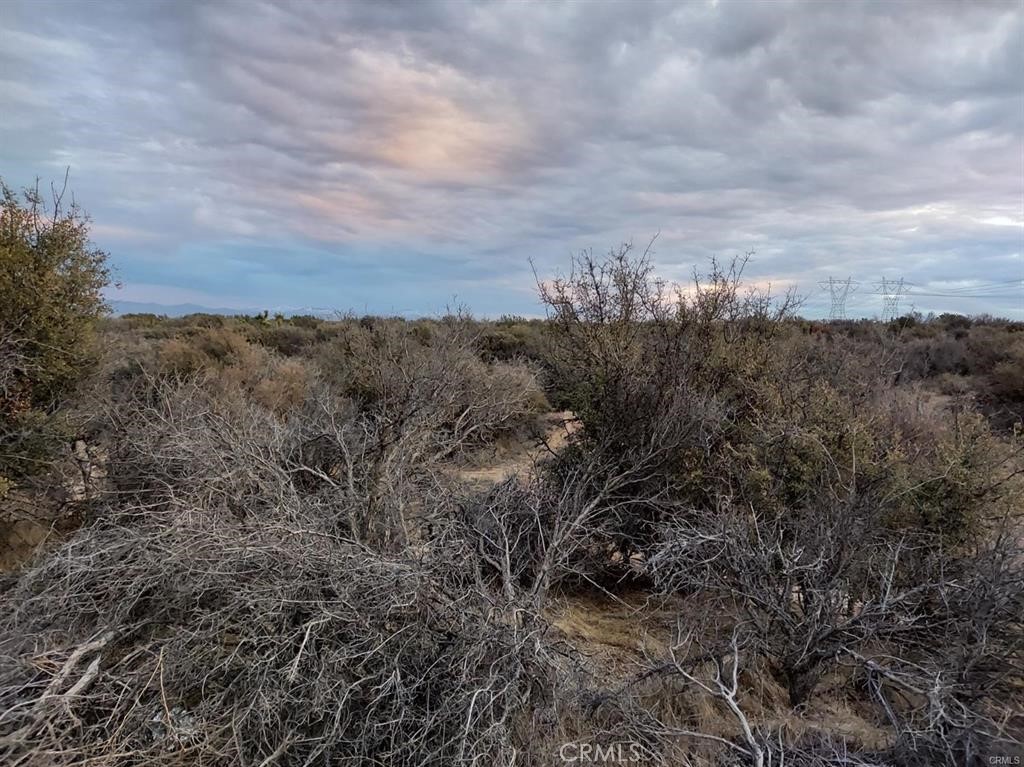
{"left": 0, "top": 177, "right": 108, "bottom": 483}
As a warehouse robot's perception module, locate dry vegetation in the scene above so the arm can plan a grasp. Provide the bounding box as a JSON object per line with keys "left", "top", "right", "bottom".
{"left": 1, "top": 183, "right": 1021, "bottom": 766}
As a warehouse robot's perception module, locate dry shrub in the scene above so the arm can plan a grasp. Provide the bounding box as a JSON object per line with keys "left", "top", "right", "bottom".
{"left": 640, "top": 437, "right": 1023, "bottom": 762}
{"left": 522, "top": 245, "right": 1024, "bottom": 763}
{"left": 110, "top": 317, "right": 545, "bottom": 553}
{"left": 320, "top": 318, "right": 546, "bottom": 457}
{"left": 154, "top": 329, "right": 313, "bottom": 416}
{"left": 2, "top": 244, "right": 1020, "bottom": 767}
{"left": 535, "top": 245, "right": 801, "bottom": 564}
{"left": 154, "top": 337, "right": 207, "bottom": 375}
{"left": 0, "top": 335, "right": 569, "bottom": 764}
{"left": 248, "top": 323, "right": 319, "bottom": 357}
{"left": 989, "top": 341, "right": 1024, "bottom": 402}
{"left": 895, "top": 320, "right": 1024, "bottom": 430}
{"left": 101, "top": 373, "right": 413, "bottom": 547}
{"left": 156, "top": 328, "right": 252, "bottom": 375}
{"left": 0, "top": 311, "right": 565, "bottom": 763}
{"left": 250, "top": 358, "right": 310, "bottom": 413}
{"left": 0, "top": 512, "right": 561, "bottom": 766}
{"left": 105, "top": 376, "right": 297, "bottom": 517}
{"left": 537, "top": 244, "right": 1021, "bottom": 549}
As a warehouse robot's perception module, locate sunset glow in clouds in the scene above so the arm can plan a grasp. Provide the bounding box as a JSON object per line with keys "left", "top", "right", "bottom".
{"left": 1, "top": 1, "right": 1021, "bottom": 317}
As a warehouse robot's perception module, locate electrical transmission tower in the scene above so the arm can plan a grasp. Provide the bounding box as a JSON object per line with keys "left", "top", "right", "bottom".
{"left": 875, "top": 277, "right": 907, "bottom": 322}
{"left": 819, "top": 277, "right": 858, "bottom": 320}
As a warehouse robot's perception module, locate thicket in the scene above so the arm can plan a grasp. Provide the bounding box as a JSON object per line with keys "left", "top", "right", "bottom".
{"left": 0, "top": 241, "right": 1020, "bottom": 766}
{"left": 893, "top": 316, "right": 1024, "bottom": 429}
{"left": 460, "top": 246, "right": 1023, "bottom": 763}
{"left": 1, "top": 303, "right": 563, "bottom": 765}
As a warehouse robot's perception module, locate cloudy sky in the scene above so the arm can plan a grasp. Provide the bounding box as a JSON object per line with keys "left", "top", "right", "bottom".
{"left": 2, "top": 0, "right": 1022, "bottom": 318}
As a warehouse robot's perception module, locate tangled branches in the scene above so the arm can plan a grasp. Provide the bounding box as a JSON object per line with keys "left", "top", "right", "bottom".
{"left": 2, "top": 245, "right": 1022, "bottom": 766}
{"left": 0, "top": 319, "right": 564, "bottom": 766}
{"left": 644, "top": 499, "right": 1023, "bottom": 762}
{"left": 0, "top": 509, "right": 560, "bottom": 766}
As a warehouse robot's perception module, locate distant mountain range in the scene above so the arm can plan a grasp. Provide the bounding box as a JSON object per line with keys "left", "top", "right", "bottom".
{"left": 107, "top": 301, "right": 523, "bottom": 320}
{"left": 109, "top": 301, "right": 343, "bottom": 318}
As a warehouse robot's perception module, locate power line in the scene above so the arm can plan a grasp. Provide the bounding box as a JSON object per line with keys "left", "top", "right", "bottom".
{"left": 904, "top": 280, "right": 1022, "bottom": 290}
{"left": 902, "top": 280, "right": 1023, "bottom": 297}
{"left": 903, "top": 292, "right": 1022, "bottom": 299}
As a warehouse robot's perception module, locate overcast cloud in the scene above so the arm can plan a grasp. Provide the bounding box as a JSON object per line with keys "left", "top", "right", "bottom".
{"left": 1, "top": 0, "right": 1021, "bottom": 317}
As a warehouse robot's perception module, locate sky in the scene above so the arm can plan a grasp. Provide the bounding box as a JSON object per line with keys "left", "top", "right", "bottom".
{"left": 1, "top": 0, "right": 1022, "bottom": 318}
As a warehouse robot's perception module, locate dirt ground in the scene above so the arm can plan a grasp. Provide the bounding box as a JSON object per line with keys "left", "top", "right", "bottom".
{"left": 455, "top": 409, "right": 578, "bottom": 486}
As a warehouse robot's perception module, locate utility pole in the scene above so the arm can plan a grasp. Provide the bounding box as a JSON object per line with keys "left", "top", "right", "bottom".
{"left": 819, "top": 277, "right": 857, "bottom": 320}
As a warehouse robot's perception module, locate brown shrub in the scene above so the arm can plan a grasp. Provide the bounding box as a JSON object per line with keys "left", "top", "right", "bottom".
{"left": 154, "top": 328, "right": 314, "bottom": 416}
